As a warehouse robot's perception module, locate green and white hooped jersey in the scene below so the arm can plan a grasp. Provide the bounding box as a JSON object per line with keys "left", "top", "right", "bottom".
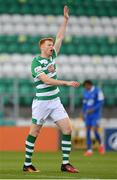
{"left": 31, "top": 48, "right": 60, "bottom": 100}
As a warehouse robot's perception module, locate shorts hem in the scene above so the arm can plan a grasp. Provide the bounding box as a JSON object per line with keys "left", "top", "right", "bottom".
{"left": 54, "top": 115, "right": 69, "bottom": 123}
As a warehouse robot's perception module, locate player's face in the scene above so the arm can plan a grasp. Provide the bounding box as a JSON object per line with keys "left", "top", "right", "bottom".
{"left": 84, "top": 84, "right": 92, "bottom": 91}
{"left": 43, "top": 40, "right": 54, "bottom": 56}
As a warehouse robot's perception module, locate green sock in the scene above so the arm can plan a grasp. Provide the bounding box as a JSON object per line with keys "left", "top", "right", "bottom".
{"left": 24, "top": 135, "right": 36, "bottom": 166}
{"left": 61, "top": 134, "right": 71, "bottom": 164}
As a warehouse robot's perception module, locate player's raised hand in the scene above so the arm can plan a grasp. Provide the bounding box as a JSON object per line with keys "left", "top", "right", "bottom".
{"left": 64, "top": 5, "right": 69, "bottom": 20}
{"left": 66, "top": 81, "right": 80, "bottom": 87}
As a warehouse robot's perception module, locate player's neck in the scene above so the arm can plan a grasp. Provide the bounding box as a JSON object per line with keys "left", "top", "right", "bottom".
{"left": 40, "top": 52, "right": 50, "bottom": 59}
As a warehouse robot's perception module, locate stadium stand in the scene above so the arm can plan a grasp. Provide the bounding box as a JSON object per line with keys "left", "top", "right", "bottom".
{"left": 0, "top": 0, "right": 117, "bottom": 113}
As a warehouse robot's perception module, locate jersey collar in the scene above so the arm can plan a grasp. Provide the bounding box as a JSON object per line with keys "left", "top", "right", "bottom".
{"left": 90, "top": 86, "right": 95, "bottom": 92}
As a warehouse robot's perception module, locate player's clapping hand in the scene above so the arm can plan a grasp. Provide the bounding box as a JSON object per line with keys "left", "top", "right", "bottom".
{"left": 67, "top": 81, "right": 80, "bottom": 87}
{"left": 64, "top": 5, "right": 69, "bottom": 20}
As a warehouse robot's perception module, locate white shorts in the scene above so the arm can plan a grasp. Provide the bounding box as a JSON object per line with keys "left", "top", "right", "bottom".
{"left": 32, "top": 97, "right": 69, "bottom": 125}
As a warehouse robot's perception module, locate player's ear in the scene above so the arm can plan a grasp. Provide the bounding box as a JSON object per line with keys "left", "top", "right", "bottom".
{"left": 40, "top": 43, "right": 45, "bottom": 50}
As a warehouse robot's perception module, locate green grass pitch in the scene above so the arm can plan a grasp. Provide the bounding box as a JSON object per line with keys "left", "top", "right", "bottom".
{"left": 0, "top": 151, "right": 117, "bottom": 179}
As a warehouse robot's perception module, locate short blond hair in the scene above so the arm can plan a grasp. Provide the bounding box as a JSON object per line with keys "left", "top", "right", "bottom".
{"left": 39, "top": 37, "right": 54, "bottom": 48}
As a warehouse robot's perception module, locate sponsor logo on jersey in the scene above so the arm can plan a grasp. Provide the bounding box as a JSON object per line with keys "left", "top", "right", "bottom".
{"left": 87, "top": 99, "right": 94, "bottom": 106}
{"left": 39, "top": 59, "right": 48, "bottom": 65}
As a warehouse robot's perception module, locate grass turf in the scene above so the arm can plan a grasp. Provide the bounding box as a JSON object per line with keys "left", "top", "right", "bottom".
{"left": 0, "top": 151, "right": 117, "bottom": 179}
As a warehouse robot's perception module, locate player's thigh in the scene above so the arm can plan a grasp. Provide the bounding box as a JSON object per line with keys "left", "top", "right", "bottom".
{"left": 85, "top": 118, "right": 92, "bottom": 127}
{"left": 29, "top": 123, "right": 43, "bottom": 137}
{"left": 50, "top": 98, "right": 69, "bottom": 122}
{"left": 55, "top": 117, "right": 72, "bottom": 134}
{"left": 92, "top": 119, "right": 100, "bottom": 127}
{"left": 92, "top": 119, "right": 100, "bottom": 130}
{"left": 49, "top": 100, "right": 72, "bottom": 134}
{"left": 32, "top": 99, "right": 50, "bottom": 125}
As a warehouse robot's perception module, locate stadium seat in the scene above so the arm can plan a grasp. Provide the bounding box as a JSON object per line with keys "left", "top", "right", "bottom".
{"left": 83, "top": 65, "right": 96, "bottom": 79}
{"left": 95, "top": 66, "right": 107, "bottom": 79}
{"left": 72, "top": 66, "right": 84, "bottom": 80}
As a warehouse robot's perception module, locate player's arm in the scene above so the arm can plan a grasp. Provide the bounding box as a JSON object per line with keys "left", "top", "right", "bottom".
{"left": 38, "top": 73, "right": 80, "bottom": 87}
{"left": 80, "top": 99, "right": 87, "bottom": 119}
{"left": 87, "top": 101, "right": 104, "bottom": 114}
{"left": 54, "top": 6, "right": 69, "bottom": 54}
{"left": 32, "top": 59, "right": 80, "bottom": 87}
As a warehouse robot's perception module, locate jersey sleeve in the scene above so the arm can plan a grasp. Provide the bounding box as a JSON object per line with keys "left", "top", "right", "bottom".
{"left": 97, "top": 89, "right": 104, "bottom": 101}
{"left": 31, "top": 59, "right": 44, "bottom": 78}
{"left": 52, "top": 48, "right": 57, "bottom": 59}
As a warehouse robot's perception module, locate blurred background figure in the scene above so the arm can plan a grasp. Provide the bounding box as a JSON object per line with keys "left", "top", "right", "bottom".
{"left": 81, "top": 80, "right": 105, "bottom": 156}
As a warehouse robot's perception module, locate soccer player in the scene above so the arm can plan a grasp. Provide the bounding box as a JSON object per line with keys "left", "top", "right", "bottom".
{"left": 82, "top": 80, "right": 105, "bottom": 156}
{"left": 23, "top": 6, "right": 80, "bottom": 173}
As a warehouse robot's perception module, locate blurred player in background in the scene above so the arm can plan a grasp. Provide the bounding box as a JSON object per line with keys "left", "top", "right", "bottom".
{"left": 23, "top": 6, "right": 80, "bottom": 173}
{"left": 82, "top": 80, "right": 105, "bottom": 156}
